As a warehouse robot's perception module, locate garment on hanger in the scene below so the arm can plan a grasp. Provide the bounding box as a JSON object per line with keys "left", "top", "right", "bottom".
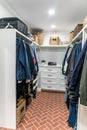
{"left": 68, "top": 39, "right": 87, "bottom": 103}
{"left": 67, "top": 42, "right": 82, "bottom": 84}
{"left": 66, "top": 43, "right": 78, "bottom": 83}
{"left": 25, "top": 43, "right": 37, "bottom": 79}
{"left": 16, "top": 38, "right": 32, "bottom": 81}
{"left": 62, "top": 44, "right": 73, "bottom": 76}
{"left": 30, "top": 43, "right": 39, "bottom": 74}
{"left": 80, "top": 52, "right": 87, "bottom": 106}
{"left": 64, "top": 41, "right": 82, "bottom": 128}
{"left": 65, "top": 42, "right": 82, "bottom": 108}
{"left": 67, "top": 102, "right": 78, "bottom": 128}
{"left": 16, "top": 39, "right": 39, "bottom": 103}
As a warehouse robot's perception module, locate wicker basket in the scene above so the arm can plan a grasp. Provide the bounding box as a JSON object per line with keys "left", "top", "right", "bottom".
{"left": 16, "top": 99, "right": 26, "bottom": 127}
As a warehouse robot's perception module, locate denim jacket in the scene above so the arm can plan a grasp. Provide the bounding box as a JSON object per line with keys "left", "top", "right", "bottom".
{"left": 16, "top": 38, "right": 32, "bottom": 81}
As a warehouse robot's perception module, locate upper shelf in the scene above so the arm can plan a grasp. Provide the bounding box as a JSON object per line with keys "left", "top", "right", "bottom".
{"left": 16, "top": 29, "right": 39, "bottom": 47}
{"left": 0, "top": 28, "right": 39, "bottom": 47}
{"left": 39, "top": 44, "right": 69, "bottom": 48}
{"left": 70, "top": 24, "right": 87, "bottom": 44}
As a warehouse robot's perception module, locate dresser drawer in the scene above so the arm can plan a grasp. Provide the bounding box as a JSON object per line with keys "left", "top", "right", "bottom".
{"left": 41, "top": 72, "right": 58, "bottom": 79}
{"left": 40, "top": 67, "right": 59, "bottom": 73}
{"left": 41, "top": 78, "right": 57, "bottom": 85}
{"left": 40, "top": 65, "right": 65, "bottom": 91}
{"left": 41, "top": 84, "right": 56, "bottom": 90}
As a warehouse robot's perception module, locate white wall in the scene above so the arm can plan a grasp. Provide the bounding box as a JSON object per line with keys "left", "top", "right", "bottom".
{"left": 0, "top": 1, "right": 17, "bottom": 18}
{"left": 0, "top": 1, "right": 31, "bottom": 31}
{"left": 43, "top": 32, "right": 69, "bottom": 46}
{"left": 37, "top": 47, "right": 67, "bottom": 65}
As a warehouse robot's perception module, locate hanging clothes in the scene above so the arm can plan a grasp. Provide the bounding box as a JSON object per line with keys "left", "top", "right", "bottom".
{"left": 80, "top": 52, "right": 87, "bottom": 106}
{"left": 66, "top": 43, "right": 78, "bottom": 84}
{"left": 65, "top": 42, "right": 82, "bottom": 109}
{"left": 25, "top": 43, "right": 37, "bottom": 79}
{"left": 68, "top": 40, "right": 87, "bottom": 103}
{"left": 66, "top": 40, "right": 87, "bottom": 128}
{"left": 30, "top": 43, "right": 39, "bottom": 74}
{"left": 67, "top": 102, "right": 78, "bottom": 128}
{"left": 16, "top": 38, "right": 32, "bottom": 81}
{"left": 72, "top": 42, "right": 82, "bottom": 69}
{"left": 65, "top": 42, "right": 82, "bottom": 128}
{"left": 62, "top": 44, "right": 73, "bottom": 76}
{"left": 16, "top": 38, "right": 39, "bottom": 103}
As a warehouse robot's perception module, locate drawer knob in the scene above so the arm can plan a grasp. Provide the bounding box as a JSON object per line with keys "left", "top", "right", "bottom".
{"left": 47, "top": 80, "right": 52, "bottom": 82}
{"left": 47, "top": 86, "right": 52, "bottom": 88}
{"left": 48, "top": 75, "right": 52, "bottom": 76}
{"left": 48, "top": 69, "right": 52, "bottom": 71}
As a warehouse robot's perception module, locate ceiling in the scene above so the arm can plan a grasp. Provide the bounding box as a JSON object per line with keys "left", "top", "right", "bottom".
{"left": 2, "top": 0, "right": 87, "bottom": 34}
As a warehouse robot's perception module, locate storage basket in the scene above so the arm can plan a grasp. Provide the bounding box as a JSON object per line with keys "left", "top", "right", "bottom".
{"left": 0, "top": 17, "right": 28, "bottom": 35}
{"left": 68, "top": 31, "right": 74, "bottom": 42}
{"left": 16, "top": 99, "right": 26, "bottom": 127}
{"left": 73, "top": 24, "right": 83, "bottom": 37}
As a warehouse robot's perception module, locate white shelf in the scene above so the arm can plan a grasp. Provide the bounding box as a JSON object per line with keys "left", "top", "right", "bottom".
{"left": 0, "top": 28, "right": 39, "bottom": 47}
{"left": 70, "top": 24, "right": 87, "bottom": 44}
{"left": 39, "top": 44, "right": 69, "bottom": 48}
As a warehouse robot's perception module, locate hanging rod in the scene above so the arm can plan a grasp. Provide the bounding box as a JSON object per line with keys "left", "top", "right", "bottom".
{"left": 16, "top": 29, "right": 32, "bottom": 43}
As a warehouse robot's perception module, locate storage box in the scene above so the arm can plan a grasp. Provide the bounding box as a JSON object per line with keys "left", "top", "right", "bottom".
{"left": 49, "top": 36, "right": 59, "bottom": 45}
{"left": 68, "top": 31, "right": 74, "bottom": 42}
{"left": 73, "top": 24, "right": 83, "bottom": 37}
{"left": 83, "top": 16, "right": 87, "bottom": 27}
{"left": 16, "top": 99, "right": 26, "bottom": 126}
{"left": 33, "top": 33, "right": 44, "bottom": 45}
{"left": 33, "top": 35, "right": 38, "bottom": 43}
{"left": 38, "top": 33, "right": 44, "bottom": 45}
{"left": 0, "top": 17, "right": 28, "bottom": 35}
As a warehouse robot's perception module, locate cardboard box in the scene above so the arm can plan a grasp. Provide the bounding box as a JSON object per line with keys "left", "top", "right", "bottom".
{"left": 33, "top": 35, "right": 38, "bottom": 43}
{"left": 49, "top": 36, "right": 59, "bottom": 45}
{"left": 33, "top": 33, "right": 44, "bottom": 45}
{"left": 73, "top": 24, "right": 83, "bottom": 37}
{"left": 37, "top": 33, "right": 44, "bottom": 45}
{"left": 69, "top": 31, "right": 74, "bottom": 42}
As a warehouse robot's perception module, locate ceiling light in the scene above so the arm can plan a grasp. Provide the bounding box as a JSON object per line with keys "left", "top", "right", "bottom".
{"left": 51, "top": 24, "right": 56, "bottom": 29}
{"left": 48, "top": 9, "right": 55, "bottom": 15}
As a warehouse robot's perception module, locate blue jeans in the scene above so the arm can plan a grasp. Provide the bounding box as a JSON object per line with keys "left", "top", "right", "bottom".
{"left": 67, "top": 102, "right": 78, "bottom": 128}
{"left": 74, "top": 122, "right": 77, "bottom": 130}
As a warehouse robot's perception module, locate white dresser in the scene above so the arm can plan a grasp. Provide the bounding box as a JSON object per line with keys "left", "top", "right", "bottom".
{"left": 39, "top": 64, "right": 66, "bottom": 92}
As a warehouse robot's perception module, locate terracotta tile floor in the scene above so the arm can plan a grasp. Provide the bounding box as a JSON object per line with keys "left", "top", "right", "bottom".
{"left": 0, "top": 92, "right": 73, "bottom": 130}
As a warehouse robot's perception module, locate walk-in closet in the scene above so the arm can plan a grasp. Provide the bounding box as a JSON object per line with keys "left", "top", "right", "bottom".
{"left": 0, "top": 0, "right": 87, "bottom": 130}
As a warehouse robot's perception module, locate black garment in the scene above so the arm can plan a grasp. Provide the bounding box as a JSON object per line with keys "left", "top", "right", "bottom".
{"left": 80, "top": 52, "right": 87, "bottom": 106}
{"left": 16, "top": 80, "right": 28, "bottom": 101}
{"left": 26, "top": 43, "right": 37, "bottom": 79}
{"left": 67, "top": 42, "right": 82, "bottom": 84}
{"left": 62, "top": 45, "right": 73, "bottom": 75}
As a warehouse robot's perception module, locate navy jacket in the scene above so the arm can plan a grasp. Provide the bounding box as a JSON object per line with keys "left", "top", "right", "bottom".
{"left": 68, "top": 40, "right": 87, "bottom": 103}
{"left": 72, "top": 42, "right": 82, "bottom": 70}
